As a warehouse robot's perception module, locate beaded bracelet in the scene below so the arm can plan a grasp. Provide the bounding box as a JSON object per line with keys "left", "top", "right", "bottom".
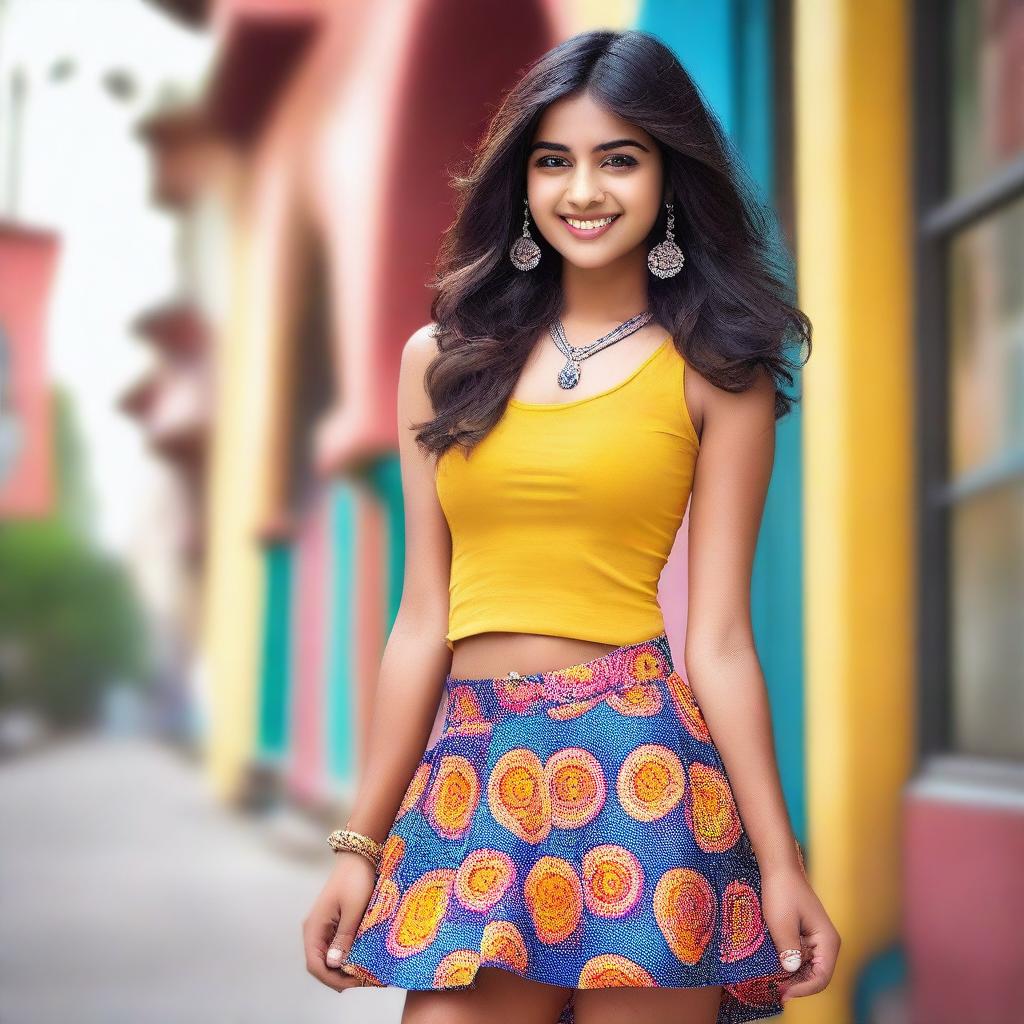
{"left": 327, "top": 828, "right": 383, "bottom": 872}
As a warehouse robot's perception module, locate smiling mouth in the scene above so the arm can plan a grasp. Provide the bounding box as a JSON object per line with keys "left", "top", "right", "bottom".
{"left": 559, "top": 214, "right": 621, "bottom": 237}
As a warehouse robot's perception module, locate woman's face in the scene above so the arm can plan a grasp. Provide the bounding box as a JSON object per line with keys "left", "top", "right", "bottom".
{"left": 525, "top": 90, "right": 665, "bottom": 271}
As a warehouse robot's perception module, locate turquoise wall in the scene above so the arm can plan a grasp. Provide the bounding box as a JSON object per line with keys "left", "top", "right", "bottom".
{"left": 366, "top": 453, "right": 405, "bottom": 630}
{"left": 324, "top": 455, "right": 405, "bottom": 786}
{"left": 257, "top": 542, "right": 293, "bottom": 758}
{"left": 325, "top": 480, "right": 358, "bottom": 784}
{"left": 636, "top": 0, "right": 807, "bottom": 847}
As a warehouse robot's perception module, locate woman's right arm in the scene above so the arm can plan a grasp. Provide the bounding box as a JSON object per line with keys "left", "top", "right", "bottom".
{"left": 342, "top": 322, "right": 454, "bottom": 843}
{"left": 303, "top": 322, "right": 453, "bottom": 991}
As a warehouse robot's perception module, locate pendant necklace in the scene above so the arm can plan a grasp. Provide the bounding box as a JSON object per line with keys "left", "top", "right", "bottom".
{"left": 549, "top": 311, "right": 654, "bottom": 389}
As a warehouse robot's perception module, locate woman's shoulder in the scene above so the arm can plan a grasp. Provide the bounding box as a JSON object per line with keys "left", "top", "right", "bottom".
{"left": 399, "top": 323, "right": 443, "bottom": 393}
{"left": 403, "top": 321, "right": 441, "bottom": 361}
{"left": 691, "top": 360, "right": 775, "bottom": 443}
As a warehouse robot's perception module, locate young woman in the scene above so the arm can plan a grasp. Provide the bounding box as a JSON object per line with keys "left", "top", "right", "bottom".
{"left": 302, "top": 29, "right": 839, "bottom": 1024}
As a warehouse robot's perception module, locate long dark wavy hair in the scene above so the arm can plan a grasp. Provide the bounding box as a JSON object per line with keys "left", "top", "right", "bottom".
{"left": 416, "top": 28, "right": 811, "bottom": 458}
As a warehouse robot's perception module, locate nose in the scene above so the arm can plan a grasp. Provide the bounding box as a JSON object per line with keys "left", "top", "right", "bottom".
{"left": 564, "top": 164, "right": 606, "bottom": 209}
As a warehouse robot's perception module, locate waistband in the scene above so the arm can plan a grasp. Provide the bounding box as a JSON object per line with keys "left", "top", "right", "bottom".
{"left": 442, "top": 633, "right": 675, "bottom": 720}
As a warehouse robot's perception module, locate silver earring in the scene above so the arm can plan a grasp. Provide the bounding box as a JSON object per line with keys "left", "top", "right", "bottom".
{"left": 647, "top": 201, "right": 685, "bottom": 279}
{"left": 509, "top": 197, "right": 541, "bottom": 271}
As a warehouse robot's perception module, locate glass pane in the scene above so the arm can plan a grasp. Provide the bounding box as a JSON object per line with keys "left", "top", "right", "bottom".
{"left": 949, "top": 0, "right": 1024, "bottom": 197}
{"left": 947, "top": 193, "right": 1024, "bottom": 478}
{"left": 950, "top": 481, "right": 1024, "bottom": 759}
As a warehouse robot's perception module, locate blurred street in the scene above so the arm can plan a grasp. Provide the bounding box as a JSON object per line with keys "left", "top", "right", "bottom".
{"left": 0, "top": 735, "right": 404, "bottom": 1024}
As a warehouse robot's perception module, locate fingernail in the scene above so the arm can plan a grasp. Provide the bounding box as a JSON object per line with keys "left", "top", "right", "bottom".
{"left": 326, "top": 948, "right": 345, "bottom": 966}
{"left": 782, "top": 954, "right": 802, "bottom": 971}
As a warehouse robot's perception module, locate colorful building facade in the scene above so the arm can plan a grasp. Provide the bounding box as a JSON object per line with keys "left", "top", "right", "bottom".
{"left": 134, "top": 2, "right": 1024, "bottom": 1022}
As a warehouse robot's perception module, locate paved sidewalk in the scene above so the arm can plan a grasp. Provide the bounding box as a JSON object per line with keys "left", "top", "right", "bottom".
{"left": 0, "top": 733, "right": 404, "bottom": 1024}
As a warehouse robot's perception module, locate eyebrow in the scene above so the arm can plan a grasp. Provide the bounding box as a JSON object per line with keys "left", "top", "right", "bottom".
{"left": 527, "top": 138, "right": 650, "bottom": 155}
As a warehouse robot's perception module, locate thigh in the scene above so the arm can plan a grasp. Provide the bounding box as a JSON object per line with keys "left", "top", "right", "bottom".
{"left": 573, "top": 983, "right": 723, "bottom": 1024}
{"left": 401, "top": 966, "right": 573, "bottom": 1024}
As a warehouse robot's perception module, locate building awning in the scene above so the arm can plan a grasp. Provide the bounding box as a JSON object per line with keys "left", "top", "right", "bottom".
{"left": 142, "top": 0, "right": 210, "bottom": 29}
{"left": 205, "top": 12, "right": 321, "bottom": 145}
{"left": 131, "top": 301, "right": 208, "bottom": 355}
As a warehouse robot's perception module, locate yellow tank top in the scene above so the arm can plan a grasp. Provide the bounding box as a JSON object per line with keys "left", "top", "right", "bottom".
{"left": 435, "top": 335, "right": 700, "bottom": 652}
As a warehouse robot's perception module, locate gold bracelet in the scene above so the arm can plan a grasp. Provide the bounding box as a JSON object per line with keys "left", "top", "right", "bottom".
{"left": 327, "top": 828, "right": 383, "bottom": 872}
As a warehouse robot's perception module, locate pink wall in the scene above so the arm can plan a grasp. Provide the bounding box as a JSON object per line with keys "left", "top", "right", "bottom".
{"left": 0, "top": 225, "right": 58, "bottom": 519}
{"left": 904, "top": 790, "right": 1024, "bottom": 1024}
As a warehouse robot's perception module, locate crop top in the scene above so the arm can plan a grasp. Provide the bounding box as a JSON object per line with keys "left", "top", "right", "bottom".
{"left": 434, "top": 335, "right": 701, "bottom": 652}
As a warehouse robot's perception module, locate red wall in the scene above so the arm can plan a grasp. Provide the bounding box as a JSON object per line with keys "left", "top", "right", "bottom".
{"left": 904, "top": 789, "right": 1024, "bottom": 1024}
{"left": 0, "top": 224, "right": 58, "bottom": 519}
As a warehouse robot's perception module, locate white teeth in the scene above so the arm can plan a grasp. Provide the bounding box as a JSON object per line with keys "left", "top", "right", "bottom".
{"left": 565, "top": 216, "right": 616, "bottom": 229}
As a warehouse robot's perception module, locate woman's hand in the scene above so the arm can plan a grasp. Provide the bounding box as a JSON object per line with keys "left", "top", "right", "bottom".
{"left": 301, "top": 852, "right": 378, "bottom": 992}
{"left": 760, "top": 864, "right": 842, "bottom": 1006}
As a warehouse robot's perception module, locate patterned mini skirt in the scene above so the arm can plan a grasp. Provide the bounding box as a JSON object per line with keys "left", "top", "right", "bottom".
{"left": 343, "top": 633, "right": 788, "bottom": 1023}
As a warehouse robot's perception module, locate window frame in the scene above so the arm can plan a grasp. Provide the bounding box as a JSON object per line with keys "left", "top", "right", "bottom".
{"left": 912, "top": 0, "right": 1024, "bottom": 762}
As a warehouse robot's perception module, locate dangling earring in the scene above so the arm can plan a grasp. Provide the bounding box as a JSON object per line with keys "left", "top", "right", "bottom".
{"left": 509, "top": 197, "right": 541, "bottom": 271}
{"left": 647, "top": 200, "right": 685, "bottom": 279}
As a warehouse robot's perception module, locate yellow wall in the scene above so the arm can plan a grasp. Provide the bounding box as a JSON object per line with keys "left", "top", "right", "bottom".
{"left": 794, "top": 2, "right": 915, "bottom": 1021}
{"left": 569, "top": 0, "right": 639, "bottom": 29}
{"left": 199, "top": 165, "right": 275, "bottom": 802}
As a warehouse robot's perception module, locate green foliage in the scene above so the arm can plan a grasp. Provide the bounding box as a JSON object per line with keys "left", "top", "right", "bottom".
{"left": 0, "top": 387, "right": 150, "bottom": 727}
{"left": 0, "top": 519, "right": 149, "bottom": 726}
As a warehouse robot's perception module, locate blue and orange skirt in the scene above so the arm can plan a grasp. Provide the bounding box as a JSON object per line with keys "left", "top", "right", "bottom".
{"left": 343, "top": 633, "right": 788, "bottom": 1023}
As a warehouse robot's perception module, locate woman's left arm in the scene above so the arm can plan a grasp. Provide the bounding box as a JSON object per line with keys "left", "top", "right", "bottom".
{"left": 683, "top": 363, "right": 840, "bottom": 1005}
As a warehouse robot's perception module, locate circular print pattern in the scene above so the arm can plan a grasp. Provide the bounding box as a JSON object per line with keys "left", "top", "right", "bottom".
{"left": 493, "top": 676, "right": 544, "bottom": 714}
{"left": 385, "top": 868, "right": 456, "bottom": 958}
{"left": 341, "top": 963, "right": 384, "bottom": 987}
{"left": 455, "top": 848, "right": 516, "bottom": 912}
{"left": 379, "top": 834, "right": 405, "bottom": 878}
{"left": 481, "top": 920, "right": 529, "bottom": 971}
{"left": 666, "top": 671, "right": 712, "bottom": 743}
{"left": 444, "top": 684, "right": 493, "bottom": 737}
{"left": 606, "top": 682, "right": 663, "bottom": 716}
{"left": 547, "top": 697, "right": 602, "bottom": 720}
{"left": 355, "top": 877, "right": 400, "bottom": 937}
{"left": 684, "top": 761, "right": 743, "bottom": 853}
{"left": 616, "top": 743, "right": 686, "bottom": 821}
{"left": 433, "top": 948, "right": 480, "bottom": 987}
{"left": 424, "top": 754, "right": 481, "bottom": 840}
{"left": 578, "top": 953, "right": 657, "bottom": 988}
{"left": 628, "top": 645, "right": 668, "bottom": 682}
{"left": 397, "top": 763, "right": 431, "bottom": 817}
{"left": 720, "top": 879, "right": 766, "bottom": 962}
{"left": 524, "top": 855, "right": 583, "bottom": 945}
{"left": 582, "top": 844, "right": 644, "bottom": 918}
{"left": 448, "top": 685, "right": 484, "bottom": 725}
{"left": 653, "top": 866, "right": 716, "bottom": 965}
{"left": 546, "top": 747, "right": 606, "bottom": 829}
{"left": 488, "top": 748, "right": 552, "bottom": 844}
{"left": 546, "top": 662, "right": 609, "bottom": 700}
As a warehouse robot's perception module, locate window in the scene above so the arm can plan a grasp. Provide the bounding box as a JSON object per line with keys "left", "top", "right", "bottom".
{"left": 914, "top": 0, "right": 1024, "bottom": 760}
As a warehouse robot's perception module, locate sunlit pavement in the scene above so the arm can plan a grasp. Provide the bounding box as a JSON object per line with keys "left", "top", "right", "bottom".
{"left": 0, "top": 733, "right": 404, "bottom": 1024}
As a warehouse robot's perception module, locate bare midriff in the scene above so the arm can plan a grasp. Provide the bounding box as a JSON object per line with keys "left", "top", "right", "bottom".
{"left": 447, "top": 630, "right": 623, "bottom": 681}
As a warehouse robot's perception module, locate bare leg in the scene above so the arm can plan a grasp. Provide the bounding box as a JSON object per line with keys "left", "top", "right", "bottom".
{"left": 402, "top": 966, "right": 573, "bottom": 1024}
{"left": 573, "top": 984, "right": 723, "bottom": 1024}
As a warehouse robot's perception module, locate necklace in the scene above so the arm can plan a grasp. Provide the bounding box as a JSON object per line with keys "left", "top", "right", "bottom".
{"left": 549, "top": 311, "right": 654, "bottom": 389}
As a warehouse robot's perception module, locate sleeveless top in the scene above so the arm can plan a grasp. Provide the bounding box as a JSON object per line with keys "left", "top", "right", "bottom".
{"left": 434, "top": 335, "right": 701, "bottom": 652}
